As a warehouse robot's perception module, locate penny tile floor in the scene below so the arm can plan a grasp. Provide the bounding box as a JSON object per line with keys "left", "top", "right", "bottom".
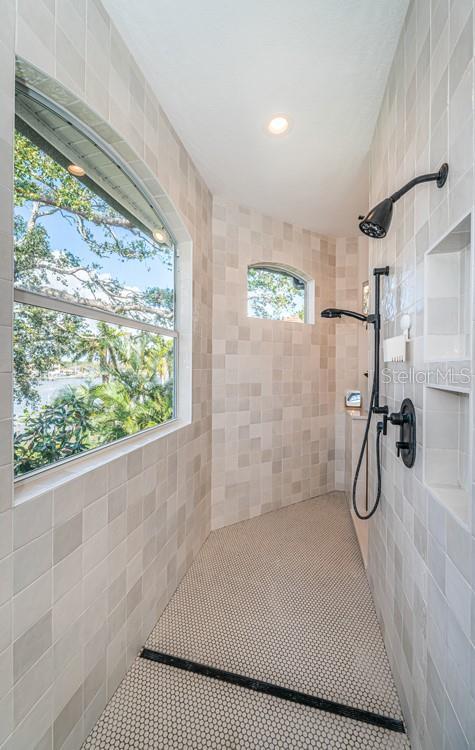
{"left": 83, "top": 492, "right": 410, "bottom": 748}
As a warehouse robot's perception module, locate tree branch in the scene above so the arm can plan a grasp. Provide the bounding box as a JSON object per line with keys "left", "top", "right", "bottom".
{"left": 16, "top": 190, "right": 136, "bottom": 230}
{"left": 36, "top": 280, "right": 173, "bottom": 321}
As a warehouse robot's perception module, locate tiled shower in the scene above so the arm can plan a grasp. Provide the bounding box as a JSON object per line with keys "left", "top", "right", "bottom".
{"left": 0, "top": 0, "right": 474, "bottom": 749}
{"left": 367, "top": 1, "right": 475, "bottom": 746}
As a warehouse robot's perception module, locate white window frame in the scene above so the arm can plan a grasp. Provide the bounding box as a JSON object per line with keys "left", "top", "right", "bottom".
{"left": 14, "top": 289, "right": 177, "bottom": 340}
{"left": 14, "top": 85, "right": 180, "bottom": 481}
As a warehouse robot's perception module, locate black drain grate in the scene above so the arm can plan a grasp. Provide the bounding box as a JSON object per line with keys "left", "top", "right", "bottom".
{"left": 141, "top": 648, "right": 405, "bottom": 734}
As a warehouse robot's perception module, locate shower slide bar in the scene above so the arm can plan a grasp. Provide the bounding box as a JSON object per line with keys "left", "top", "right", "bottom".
{"left": 140, "top": 648, "right": 406, "bottom": 735}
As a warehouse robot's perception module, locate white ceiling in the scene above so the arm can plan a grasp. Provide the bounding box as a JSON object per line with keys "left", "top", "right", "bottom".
{"left": 103, "top": 0, "right": 409, "bottom": 237}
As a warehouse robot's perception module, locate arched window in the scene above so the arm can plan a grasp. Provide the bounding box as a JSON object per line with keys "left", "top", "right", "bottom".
{"left": 247, "top": 264, "right": 314, "bottom": 323}
{"left": 13, "top": 83, "right": 178, "bottom": 478}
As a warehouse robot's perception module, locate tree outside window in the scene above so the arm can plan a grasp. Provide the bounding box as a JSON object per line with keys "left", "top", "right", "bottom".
{"left": 14, "top": 113, "right": 177, "bottom": 477}
{"left": 247, "top": 265, "right": 306, "bottom": 322}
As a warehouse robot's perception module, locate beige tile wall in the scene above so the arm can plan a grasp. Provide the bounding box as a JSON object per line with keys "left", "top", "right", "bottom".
{"left": 2, "top": 2, "right": 458, "bottom": 750}
{"left": 0, "top": 1, "right": 213, "bottom": 748}
{"left": 366, "top": 1, "right": 475, "bottom": 748}
{"left": 334, "top": 237, "right": 369, "bottom": 489}
{"left": 211, "top": 198, "right": 338, "bottom": 528}
{"left": 0, "top": 1, "right": 14, "bottom": 746}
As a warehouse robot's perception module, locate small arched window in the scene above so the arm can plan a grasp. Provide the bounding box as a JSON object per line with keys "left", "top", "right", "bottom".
{"left": 247, "top": 264, "right": 314, "bottom": 323}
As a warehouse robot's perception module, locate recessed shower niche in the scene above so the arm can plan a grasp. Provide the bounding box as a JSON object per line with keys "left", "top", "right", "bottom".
{"left": 424, "top": 214, "right": 471, "bottom": 362}
{"left": 423, "top": 385, "right": 471, "bottom": 525}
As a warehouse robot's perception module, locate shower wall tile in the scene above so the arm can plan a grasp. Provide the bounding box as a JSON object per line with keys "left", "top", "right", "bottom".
{"left": 211, "top": 198, "right": 338, "bottom": 528}
{"left": 16, "top": 0, "right": 56, "bottom": 78}
{"left": 367, "top": 1, "right": 475, "bottom": 748}
{"left": 334, "top": 237, "right": 369, "bottom": 490}
{"left": 0, "top": 0, "right": 14, "bottom": 740}
{"left": 210, "top": 204, "right": 367, "bottom": 524}
{"left": 0, "top": 1, "right": 213, "bottom": 748}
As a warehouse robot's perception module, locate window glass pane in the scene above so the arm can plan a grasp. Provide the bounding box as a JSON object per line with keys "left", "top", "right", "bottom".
{"left": 248, "top": 267, "right": 305, "bottom": 321}
{"left": 14, "top": 304, "right": 175, "bottom": 477}
{"left": 14, "top": 131, "right": 174, "bottom": 329}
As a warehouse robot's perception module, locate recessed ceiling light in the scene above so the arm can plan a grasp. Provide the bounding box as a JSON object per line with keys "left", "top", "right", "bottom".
{"left": 153, "top": 228, "right": 167, "bottom": 243}
{"left": 267, "top": 115, "right": 290, "bottom": 135}
{"left": 67, "top": 164, "right": 86, "bottom": 177}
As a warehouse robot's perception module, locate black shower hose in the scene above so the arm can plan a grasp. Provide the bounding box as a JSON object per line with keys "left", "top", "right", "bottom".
{"left": 352, "top": 376, "right": 383, "bottom": 520}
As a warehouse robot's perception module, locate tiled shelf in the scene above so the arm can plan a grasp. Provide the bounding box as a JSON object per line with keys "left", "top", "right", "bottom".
{"left": 423, "top": 384, "right": 470, "bottom": 526}
{"left": 424, "top": 214, "right": 471, "bottom": 362}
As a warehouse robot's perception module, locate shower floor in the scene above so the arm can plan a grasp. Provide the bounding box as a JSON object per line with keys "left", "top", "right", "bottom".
{"left": 82, "top": 492, "right": 410, "bottom": 749}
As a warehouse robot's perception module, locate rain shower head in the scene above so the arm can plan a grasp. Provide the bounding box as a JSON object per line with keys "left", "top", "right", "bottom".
{"left": 359, "top": 163, "right": 448, "bottom": 239}
{"left": 359, "top": 198, "right": 393, "bottom": 239}
{"left": 320, "top": 308, "right": 368, "bottom": 323}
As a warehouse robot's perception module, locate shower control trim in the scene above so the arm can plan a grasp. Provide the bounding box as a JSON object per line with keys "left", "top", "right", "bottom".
{"left": 378, "top": 398, "right": 416, "bottom": 468}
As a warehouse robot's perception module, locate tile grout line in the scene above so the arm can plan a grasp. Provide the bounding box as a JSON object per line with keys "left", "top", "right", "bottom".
{"left": 140, "top": 648, "right": 406, "bottom": 735}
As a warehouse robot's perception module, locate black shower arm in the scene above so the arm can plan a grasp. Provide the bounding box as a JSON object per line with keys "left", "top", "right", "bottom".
{"left": 389, "top": 165, "right": 448, "bottom": 203}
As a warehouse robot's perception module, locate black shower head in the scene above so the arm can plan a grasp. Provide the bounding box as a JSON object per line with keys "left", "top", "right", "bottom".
{"left": 359, "top": 198, "right": 393, "bottom": 239}
{"left": 359, "top": 163, "right": 448, "bottom": 239}
{"left": 321, "top": 308, "right": 368, "bottom": 322}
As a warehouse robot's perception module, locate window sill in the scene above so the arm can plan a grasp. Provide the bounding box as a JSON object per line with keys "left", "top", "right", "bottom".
{"left": 14, "top": 417, "right": 189, "bottom": 505}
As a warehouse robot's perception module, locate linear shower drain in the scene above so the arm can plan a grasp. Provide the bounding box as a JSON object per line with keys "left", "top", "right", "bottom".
{"left": 140, "top": 648, "right": 406, "bottom": 734}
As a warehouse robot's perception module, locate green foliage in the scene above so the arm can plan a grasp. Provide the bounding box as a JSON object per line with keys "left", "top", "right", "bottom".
{"left": 14, "top": 326, "right": 174, "bottom": 475}
{"left": 87, "top": 379, "right": 173, "bottom": 444}
{"left": 14, "top": 131, "right": 173, "bottom": 325}
{"left": 13, "top": 132, "right": 304, "bottom": 478}
{"left": 247, "top": 267, "right": 305, "bottom": 321}
{"left": 14, "top": 304, "right": 85, "bottom": 404}
{"left": 14, "top": 389, "right": 94, "bottom": 475}
{"left": 13, "top": 130, "right": 176, "bottom": 476}
{"left": 15, "top": 132, "right": 95, "bottom": 217}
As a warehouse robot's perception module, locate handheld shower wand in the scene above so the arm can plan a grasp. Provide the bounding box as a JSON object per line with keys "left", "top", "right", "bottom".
{"left": 321, "top": 308, "right": 367, "bottom": 322}
{"left": 322, "top": 267, "right": 389, "bottom": 519}
{"left": 321, "top": 267, "right": 416, "bottom": 520}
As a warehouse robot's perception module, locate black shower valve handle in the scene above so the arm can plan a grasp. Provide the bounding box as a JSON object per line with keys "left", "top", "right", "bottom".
{"left": 379, "top": 408, "right": 411, "bottom": 437}
{"left": 388, "top": 411, "right": 410, "bottom": 427}
{"left": 396, "top": 441, "right": 410, "bottom": 458}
